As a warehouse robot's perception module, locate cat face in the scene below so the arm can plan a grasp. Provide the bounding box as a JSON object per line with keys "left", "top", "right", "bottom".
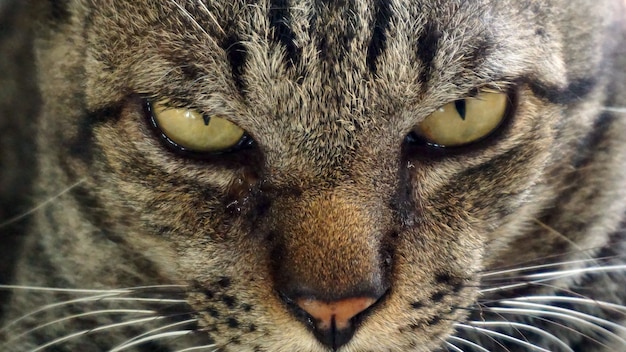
{"left": 18, "top": 0, "right": 626, "bottom": 351}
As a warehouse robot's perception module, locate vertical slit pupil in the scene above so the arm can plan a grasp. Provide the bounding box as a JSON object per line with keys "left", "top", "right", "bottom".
{"left": 203, "top": 115, "right": 211, "bottom": 126}
{"left": 454, "top": 100, "right": 466, "bottom": 120}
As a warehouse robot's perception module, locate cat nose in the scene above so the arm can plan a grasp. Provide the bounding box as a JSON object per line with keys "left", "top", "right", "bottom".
{"left": 291, "top": 294, "right": 381, "bottom": 350}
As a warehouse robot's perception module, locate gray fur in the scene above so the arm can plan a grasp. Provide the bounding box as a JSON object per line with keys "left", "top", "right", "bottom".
{"left": 0, "top": 0, "right": 625, "bottom": 351}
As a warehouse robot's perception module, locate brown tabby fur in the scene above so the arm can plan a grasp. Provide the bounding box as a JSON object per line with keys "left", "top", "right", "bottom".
{"left": 1, "top": 0, "right": 625, "bottom": 351}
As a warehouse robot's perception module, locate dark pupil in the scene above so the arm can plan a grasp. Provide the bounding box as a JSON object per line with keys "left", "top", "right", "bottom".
{"left": 454, "top": 100, "right": 466, "bottom": 120}
{"left": 202, "top": 115, "right": 211, "bottom": 126}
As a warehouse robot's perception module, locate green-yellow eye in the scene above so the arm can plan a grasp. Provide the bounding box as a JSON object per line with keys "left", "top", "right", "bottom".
{"left": 150, "top": 101, "right": 246, "bottom": 153}
{"left": 413, "top": 90, "right": 508, "bottom": 147}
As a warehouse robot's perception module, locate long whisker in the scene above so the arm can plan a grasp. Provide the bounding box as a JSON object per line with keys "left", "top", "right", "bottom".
{"left": 174, "top": 344, "right": 218, "bottom": 352}
{"left": 532, "top": 219, "right": 596, "bottom": 261}
{"left": 463, "top": 302, "right": 610, "bottom": 349}
{"left": 487, "top": 307, "right": 626, "bottom": 346}
{"left": 465, "top": 321, "right": 574, "bottom": 352}
{"left": 500, "top": 300, "right": 626, "bottom": 334}
{"left": 454, "top": 323, "right": 550, "bottom": 352}
{"left": 0, "top": 178, "right": 86, "bottom": 229}
{"left": 108, "top": 330, "right": 195, "bottom": 352}
{"left": 479, "top": 264, "right": 626, "bottom": 293}
{"left": 5, "top": 309, "right": 155, "bottom": 343}
{"left": 602, "top": 107, "right": 626, "bottom": 113}
{"left": 0, "top": 292, "right": 123, "bottom": 333}
{"left": 1, "top": 287, "right": 187, "bottom": 333}
{"left": 29, "top": 316, "right": 168, "bottom": 352}
{"left": 111, "top": 318, "right": 198, "bottom": 351}
{"left": 447, "top": 336, "right": 490, "bottom": 352}
{"left": 508, "top": 295, "right": 626, "bottom": 313}
{"left": 444, "top": 341, "right": 465, "bottom": 352}
{"left": 521, "top": 265, "right": 626, "bottom": 280}
{"left": 479, "top": 256, "right": 622, "bottom": 279}
{"left": 478, "top": 244, "right": 621, "bottom": 274}
{"left": 0, "top": 284, "right": 187, "bottom": 294}
{"left": 0, "top": 285, "right": 130, "bottom": 295}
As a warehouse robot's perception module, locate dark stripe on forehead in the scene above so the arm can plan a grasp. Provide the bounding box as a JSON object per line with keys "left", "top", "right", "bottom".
{"left": 465, "top": 37, "right": 494, "bottom": 72}
{"left": 529, "top": 76, "right": 597, "bottom": 105}
{"left": 269, "top": 0, "right": 301, "bottom": 67}
{"left": 416, "top": 21, "right": 442, "bottom": 87}
{"left": 221, "top": 35, "right": 248, "bottom": 94}
{"left": 366, "top": 0, "right": 393, "bottom": 73}
{"left": 311, "top": 0, "right": 358, "bottom": 63}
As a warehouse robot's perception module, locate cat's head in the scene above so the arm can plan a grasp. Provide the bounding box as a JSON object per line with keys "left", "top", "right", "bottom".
{"left": 29, "top": 0, "right": 624, "bottom": 351}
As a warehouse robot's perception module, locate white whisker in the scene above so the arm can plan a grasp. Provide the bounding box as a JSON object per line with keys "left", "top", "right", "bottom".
{"left": 444, "top": 341, "right": 465, "bottom": 352}
{"left": 480, "top": 256, "right": 621, "bottom": 278}
{"left": 0, "top": 284, "right": 187, "bottom": 295}
{"left": 1, "top": 292, "right": 186, "bottom": 333}
{"left": 480, "top": 264, "right": 626, "bottom": 294}
{"left": 108, "top": 330, "right": 194, "bottom": 352}
{"left": 466, "top": 320, "right": 574, "bottom": 352}
{"left": 447, "top": 336, "right": 490, "bottom": 352}
{"left": 454, "top": 323, "right": 550, "bottom": 351}
{"left": 522, "top": 265, "right": 626, "bottom": 279}
{"left": 5, "top": 309, "right": 155, "bottom": 343}
{"left": 0, "top": 292, "right": 123, "bottom": 333}
{"left": 488, "top": 307, "right": 626, "bottom": 346}
{"left": 29, "top": 316, "right": 166, "bottom": 352}
{"left": 0, "top": 178, "right": 86, "bottom": 229}
{"left": 602, "top": 107, "right": 626, "bottom": 113}
{"left": 0, "top": 285, "right": 130, "bottom": 295}
{"left": 174, "top": 345, "right": 218, "bottom": 352}
{"left": 104, "top": 297, "right": 187, "bottom": 304}
{"left": 111, "top": 318, "right": 198, "bottom": 351}
{"left": 509, "top": 295, "right": 626, "bottom": 312}
{"left": 500, "top": 300, "right": 626, "bottom": 334}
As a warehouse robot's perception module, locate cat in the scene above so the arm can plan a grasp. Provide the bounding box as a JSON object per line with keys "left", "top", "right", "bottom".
{"left": 0, "top": 0, "right": 625, "bottom": 351}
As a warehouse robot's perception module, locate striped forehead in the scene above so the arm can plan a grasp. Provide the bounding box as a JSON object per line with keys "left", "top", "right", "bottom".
{"left": 139, "top": 1, "right": 501, "bottom": 90}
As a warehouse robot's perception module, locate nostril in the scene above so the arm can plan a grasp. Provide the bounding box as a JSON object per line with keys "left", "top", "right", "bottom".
{"left": 296, "top": 297, "right": 376, "bottom": 331}
{"left": 281, "top": 293, "right": 385, "bottom": 350}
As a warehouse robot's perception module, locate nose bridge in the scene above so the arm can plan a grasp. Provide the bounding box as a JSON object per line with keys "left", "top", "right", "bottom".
{"left": 273, "top": 184, "right": 391, "bottom": 300}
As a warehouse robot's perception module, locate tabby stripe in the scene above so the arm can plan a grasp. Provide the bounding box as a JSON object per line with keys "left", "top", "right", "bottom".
{"left": 528, "top": 77, "right": 597, "bottom": 105}
{"left": 67, "top": 104, "right": 122, "bottom": 163}
{"left": 536, "top": 111, "right": 617, "bottom": 228}
{"left": 416, "top": 21, "right": 442, "bottom": 87}
{"left": 269, "top": 0, "right": 301, "bottom": 67}
{"left": 312, "top": 0, "right": 359, "bottom": 62}
{"left": 366, "top": 0, "right": 393, "bottom": 73}
{"left": 465, "top": 37, "right": 495, "bottom": 72}
{"left": 48, "top": 0, "right": 71, "bottom": 23}
{"left": 221, "top": 35, "right": 248, "bottom": 94}
{"left": 571, "top": 111, "right": 616, "bottom": 168}
{"left": 437, "top": 144, "right": 530, "bottom": 218}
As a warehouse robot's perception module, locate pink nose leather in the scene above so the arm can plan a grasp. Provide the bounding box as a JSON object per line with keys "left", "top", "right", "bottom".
{"left": 296, "top": 296, "right": 377, "bottom": 331}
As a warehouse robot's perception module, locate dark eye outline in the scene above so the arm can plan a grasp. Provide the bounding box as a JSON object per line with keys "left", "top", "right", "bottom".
{"left": 143, "top": 98, "right": 255, "bottom": 159}
{"left": 404, "top": 87, "right": 518, "bottom": 157}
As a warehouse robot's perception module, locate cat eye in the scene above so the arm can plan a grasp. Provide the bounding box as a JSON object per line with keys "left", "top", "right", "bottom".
{"left": 149, "top": 100, "right": 248, "bottom": 153}
{"left": 411, "top": 90, "right": 508, "bottom": 147}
